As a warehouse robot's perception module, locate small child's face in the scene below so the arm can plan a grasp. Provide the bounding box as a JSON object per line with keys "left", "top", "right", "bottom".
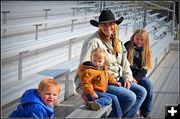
{"left": 92, "top": 56, "right": 105, "bottom": 69}
{"left": 134, "top": 34, "right": 143, "bottom": 47}
{"left": 39, "top": 87, "right": 59, "bottom": 106}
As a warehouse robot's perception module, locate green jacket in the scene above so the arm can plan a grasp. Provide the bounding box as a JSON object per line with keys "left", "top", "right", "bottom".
{"left": 80, "top": 31, "right": 133, "bottom": 82}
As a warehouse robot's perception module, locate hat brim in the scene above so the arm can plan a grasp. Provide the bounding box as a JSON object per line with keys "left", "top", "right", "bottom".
{"left": 90, "top": 17, "right": 124, "bottom": 27}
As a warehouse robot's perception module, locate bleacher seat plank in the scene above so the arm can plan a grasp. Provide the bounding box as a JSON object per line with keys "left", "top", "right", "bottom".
{"left": 66, "top": 104, "right": 112, "bottom": 118}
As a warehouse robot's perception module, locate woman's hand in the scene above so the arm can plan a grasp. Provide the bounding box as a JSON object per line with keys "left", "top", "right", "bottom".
{"left": 91, "top": 92, "right": 98, "bottom": 100}
{"left": 114, "top": 82, "right": 121, "bottom": 87}
{"left": 132, "top": 79, "right": 138, "bottom": 84}
{"left": 124, "top": 80, "right": 131, "bottom": 89}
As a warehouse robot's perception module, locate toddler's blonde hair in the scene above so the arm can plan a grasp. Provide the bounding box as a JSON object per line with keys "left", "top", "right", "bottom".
{"left": 38, "top": 77, "right": 61, "bottom": 94}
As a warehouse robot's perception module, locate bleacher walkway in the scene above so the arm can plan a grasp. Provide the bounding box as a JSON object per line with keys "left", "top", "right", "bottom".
{"left": 151, "top": 50, "right": 179, "bottom": 118}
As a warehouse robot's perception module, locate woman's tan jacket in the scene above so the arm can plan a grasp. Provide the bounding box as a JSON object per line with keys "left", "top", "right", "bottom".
{"left": 80, "top": 31, "right": 134, "bottom": 82}
{"left": 78, "top": 61, "right": 117, "bottom": 96}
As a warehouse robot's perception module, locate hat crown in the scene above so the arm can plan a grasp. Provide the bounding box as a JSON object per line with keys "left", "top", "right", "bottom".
{"left": 90, "top": 9, "right": 124, "bottom": 27}
{"left": 99, "top": 10, "right": 115, "bottom": 23}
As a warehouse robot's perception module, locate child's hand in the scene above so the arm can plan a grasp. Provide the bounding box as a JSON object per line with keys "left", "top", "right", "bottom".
{"left": 91, "top": 92, "right": 98, "bottom": 100}
{"left": 81, "top": 92, "right": 88, "bottom": 102}
{"left": 114, "top": 82, "right": 121, "bottom": 87}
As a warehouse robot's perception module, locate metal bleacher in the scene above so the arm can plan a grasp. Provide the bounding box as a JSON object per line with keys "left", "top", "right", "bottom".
{"left": 1, "top": 1, "right": 178, "bottom": 118}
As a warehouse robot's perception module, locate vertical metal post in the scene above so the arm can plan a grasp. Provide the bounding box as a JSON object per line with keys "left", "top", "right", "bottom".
{"left": 103, "top": 1, "right": 106, "bottom": 10}
{"left": 85, "top": 8, "right": 87, "bottom": 15}
{"left": 35, "top": 25, "right": 39, "bottom": 40}
{"left": 43, "top": 9, "right": 51, "bottom": 31}
{"left": 71, "top": 19, "right": 77, "bottom": 32}
{"left": 18, "top": 50, "right": 29, "bottom": 80}
{"left": 68, "top": 38, "right": 75, "bottom": 61}
{"left": 100, "top": 1, "right": 103, "bottom": 12}
{"left": 68, "top": 39, "right": 72, "bottom": 61}
{"left": 43, "top": 9, "right": 51, "bottom": 19}
{"left": 172, "top": 2, "right": 175, "bottom": 35}
{"left": 65, "top": 69, "right": 70, "bottom": 100}
{"left": 155, "top": 57, "right": 158, "bottom": 69}
{"left": 72, "top": 8, "right": 75, "bottom": 16}
{"left": 33, "top": 24, "right": 42, "bottom": 40}
{"left": 143, "top": 2, "right": 147, "bottom": 28}
{"left": 18, "top": 53, "right": 23, "bottom": 80}
{"left": 133, "top": 1, "right": 137, "bottom": 32}
{"left": 125, "top": 23, "right": 128, "bottom": 36}
{"left": 94, "top": 16, "right": 99, "bottom": 21}
{"left": 2, "top": 11, "right": 10, "bottom": 37}
{"left": 2, "top": 11, "right": 10, "bottom": 24}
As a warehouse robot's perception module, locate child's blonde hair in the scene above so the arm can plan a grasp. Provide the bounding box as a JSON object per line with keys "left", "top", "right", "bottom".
{"left": 91, "top": 48, "right": 108, "bottom": 65}
{"left": 38, "top": 77, "right": 61, "bottom": 94}
{"left": 127, "top": 29, "right": 153, "bottom": 70}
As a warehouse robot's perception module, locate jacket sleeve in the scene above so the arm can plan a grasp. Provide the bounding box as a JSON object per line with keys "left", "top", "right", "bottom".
{"left": 133, "top": 68, "right": 147, "bottom": 81}
{"left": 26, "top": 103, "right": 50, "bottom": 118}
{"left": 79, "top": 71, "right": 95, "bottom": 96}
{"left": 119, "top": 42, "right": 134, "bottom": 82}
{"left": 108, "top": 73, "right": 117, "bottom": 85}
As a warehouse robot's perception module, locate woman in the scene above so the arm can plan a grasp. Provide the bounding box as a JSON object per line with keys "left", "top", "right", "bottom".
{"left": 78, "top": 9, "right": 147, "bottom": 117}
{"left": 124, "top": 29, "right": 153, "bottom": 118}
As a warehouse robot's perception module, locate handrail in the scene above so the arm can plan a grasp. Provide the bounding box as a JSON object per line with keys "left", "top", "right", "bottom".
{"left": 16, "top": 34, "right": 89, "bottom": 81}
{"left": 14, "top": 20, "right": 133, "bottom": 81}
{"left": 71, "top": 6, "right": 95, "bottom": 16}
{"left": 2, "top": 13, "right": 100, "bottom": 29}
{"left": 2, "top": 13, "right": 99, "bottom": 39}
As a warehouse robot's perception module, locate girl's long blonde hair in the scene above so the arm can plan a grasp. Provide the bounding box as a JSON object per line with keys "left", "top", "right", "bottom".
{"left": 127, "top": 29, "right": 153, "bottom": 70}
{"left": 99, "top": 23, "right": 121, "bottom": 55}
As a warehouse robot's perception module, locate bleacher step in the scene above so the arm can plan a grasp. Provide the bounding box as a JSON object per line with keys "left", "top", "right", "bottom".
{"left": 54, "top": 94, "right": 83, "bottom": 118}
{"left": 169, "top": 40, "right": 179, "bottom": 51}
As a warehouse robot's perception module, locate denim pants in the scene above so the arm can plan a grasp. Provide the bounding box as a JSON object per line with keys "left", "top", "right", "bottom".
{"left": 107, "top": 78, "right": 147, "bottom": 117}
{"left": 86, "top": 92, "right": 123, "bottom": 117}
{"left": 138, "top": 77, "right": 153, "bottom": 116}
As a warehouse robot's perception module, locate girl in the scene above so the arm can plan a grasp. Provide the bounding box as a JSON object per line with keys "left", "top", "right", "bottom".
{"left": 124, "top": 29, "right": 153, "bottom": 118}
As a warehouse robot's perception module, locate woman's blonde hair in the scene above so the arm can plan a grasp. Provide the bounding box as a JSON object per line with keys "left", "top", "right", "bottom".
{"left": 127, "top": 29, "right": 153, "bottom": 70}
{"left": 38, "top": 77, "right": 61, "bottom": 94}
{"left": 91, "top": 48, "right": 108, "bottom": 65}
{"left": 99, "top": 22, "right": 121, "bottom": 55}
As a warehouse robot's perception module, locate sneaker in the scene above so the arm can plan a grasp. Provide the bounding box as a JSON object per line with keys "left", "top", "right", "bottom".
{"left": 142, "top": 113, "right": 151, "bottom": 118}
{"left": 86, "top": 101, "right": 100, "bottom": 111}
{"left": 135, "top": 110, "right": 141, "bottom": 118}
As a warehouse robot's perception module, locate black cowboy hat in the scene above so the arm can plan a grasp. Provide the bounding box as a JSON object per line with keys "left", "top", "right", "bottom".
{"left": 90, "top": 9, "right": 124, "bottom": 27}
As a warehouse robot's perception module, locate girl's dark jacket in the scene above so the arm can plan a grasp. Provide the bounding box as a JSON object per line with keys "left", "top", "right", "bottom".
{"left": 124, "top": 41, "right": 147, "bottom": 81}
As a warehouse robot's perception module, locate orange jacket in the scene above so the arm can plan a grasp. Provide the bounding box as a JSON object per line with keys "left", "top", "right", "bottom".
{"left": 77, "top": 61, "right": 117, "bottom": 96}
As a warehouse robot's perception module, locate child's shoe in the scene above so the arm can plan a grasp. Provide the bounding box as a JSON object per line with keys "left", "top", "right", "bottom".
{"left": 86, "top": 101, "right": 100, "bottom": 111}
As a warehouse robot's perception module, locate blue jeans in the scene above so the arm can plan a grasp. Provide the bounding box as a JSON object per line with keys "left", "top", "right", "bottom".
{"left": 86, "top": 92, "right": 122, "bottom": 117}
{"left": 138, "top": 77, "right": 153, "bottom": 116}
{"left": 107, "top": 78, "right": 147, "bottom": 117}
